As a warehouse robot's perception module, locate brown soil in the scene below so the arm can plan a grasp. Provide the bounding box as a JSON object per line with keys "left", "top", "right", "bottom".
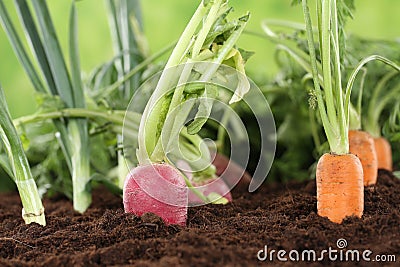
{"left": 0, "top": 170, "right": 399, "bottom": 267}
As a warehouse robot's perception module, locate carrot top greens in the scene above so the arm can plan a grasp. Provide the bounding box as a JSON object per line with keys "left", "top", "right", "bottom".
{"left": 364, "top": 71, "right": 400, "bottom": 138}
{"left": 271, "top": 0, "right": 400, "bottom": 155}
{"left": 298, "top": 0, "right": 351, "bottom": 155}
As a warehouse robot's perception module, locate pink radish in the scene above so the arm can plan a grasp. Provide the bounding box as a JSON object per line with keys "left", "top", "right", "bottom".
{"left": 212, "top": 152, "right": 252, "bottom": 190}
{"left": 123, "top": 164, "right": 188, "bottom": 226}
{"left": 176, "top": 159, "right": 233, "bottom": 205}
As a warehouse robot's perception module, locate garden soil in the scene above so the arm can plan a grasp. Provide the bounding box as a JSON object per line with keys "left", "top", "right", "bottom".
{"left": 0, "top": 170, "right": 399, "bottom": 266}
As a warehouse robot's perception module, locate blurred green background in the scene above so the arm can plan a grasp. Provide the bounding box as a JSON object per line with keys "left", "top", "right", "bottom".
{"left": 0, "top": 0, "right": 399, "bottom": 118}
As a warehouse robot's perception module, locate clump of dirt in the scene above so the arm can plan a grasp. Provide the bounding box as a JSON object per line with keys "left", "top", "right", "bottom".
{"left": 0, "top": 170, "right": 399, "bottom": 266}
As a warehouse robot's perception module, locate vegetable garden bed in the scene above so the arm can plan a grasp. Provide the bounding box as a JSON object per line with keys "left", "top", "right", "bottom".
{"left": 1, "top": 0, "right": 400, "bottom": 266}
{"left": 1, "top": 170, "right": 399, "bottom": 266}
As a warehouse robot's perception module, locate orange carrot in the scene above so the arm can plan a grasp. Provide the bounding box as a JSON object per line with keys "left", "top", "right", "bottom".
{"left": 301, "top": 0, "right": 365, "bottom": 224}
{"left": 316, "top": 153, "right": 364, "bottom": 223}
{"left": 348, "top": 130, "right": 378, "bottom": 186}
{"left": 373, "top": 137, "right": 392, "bottom": 171}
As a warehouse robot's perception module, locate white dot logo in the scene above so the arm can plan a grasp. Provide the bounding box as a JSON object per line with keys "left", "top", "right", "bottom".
{"left": 336, "top": 238, "right": 348, "bottom": 249}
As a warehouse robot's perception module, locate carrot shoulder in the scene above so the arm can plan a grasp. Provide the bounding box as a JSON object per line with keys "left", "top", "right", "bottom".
{"left": 373, "top": 137, "right": 393, "bottom": 171}
{"left": 349, "top": 130, "right": 378, "bottom": 186}
{"left": 316, "top": 153, "right": 364, "bottom": 223}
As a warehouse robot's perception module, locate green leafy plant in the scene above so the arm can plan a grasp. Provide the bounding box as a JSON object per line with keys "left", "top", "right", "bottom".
{"left": 256, "top": 1, "right": 400, "bottom": 179}
{"left": 123, "top": 0, "right": 252, "bottom": 225}
{"left": 0, "top": 0, "right": 92, "bottom": 213}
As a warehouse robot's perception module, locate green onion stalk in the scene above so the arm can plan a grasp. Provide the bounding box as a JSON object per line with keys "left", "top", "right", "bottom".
{"left": 67, "top": 2, "right": 91, "bottom": 213}
{"left": 0, "top": 86, "right": 45, "bottom": 226}
{"left": 0, "top": 0, "right": 92, "bottom": 213}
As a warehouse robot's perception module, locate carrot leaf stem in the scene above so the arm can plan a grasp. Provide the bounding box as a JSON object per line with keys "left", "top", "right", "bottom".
{"left": 302, "top": 0, "right": 347, "bottom": 154}
{"left": 364, "top": 70, "right": 400, "bottom": 137}
{"left": 344, "top": 55, "right": 400, "bottom": 136}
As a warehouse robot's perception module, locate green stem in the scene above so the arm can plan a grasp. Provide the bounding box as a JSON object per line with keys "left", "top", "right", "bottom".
{"left": 14, "top": 108, "right": 140, "bottom": 129}
{"left": 182, "top": 174, "right": 209, "bottom": 203}
{"left": 68, "top": 120, "right": 91, "bottom": 213}
{"left": 356, "top": 70, "right": 366, "bottom": 122}
{"left": 309, "top": 108, "right": 322, "bottom": 150}
{"left": 330, "top": 0, "right": 347, "bottom": 151}
{"left": 348, "top": 103, "right": 361, "bottom": 131}
{"left": 257, "top": 17, "right": 324, "bottom": 84}
{"left": 217, "top": 106, "right": 235, "bottom": 149}
{"left": 168, "top": 0, "right": 223, "bottom": 115}
{"left": 302, "top": 0, "right": 344, "bottom": 154}
{"left": 154, "top": 13, "right": 250, "bottom": 161}
{"left": 0, "top": 1, "right": 46, "bottom": 93}
{"left": 69, "top": 2, "right": 91, "bottom": 213}
{"left": 95, "top": 42, "right": 175, "bottom": 100}
{"left": 0, "top": 87, "right": 45, "bottom": 225}
{"left": 180, "top": 127, "right": 213, "bottom": 171}
{"left": 14, "top": 107, "right": 141, "bottom": 192}
{"left": 367, "top": 83, "right": 400, "bottom": 137}
{"left": 344, "top": 55, "right": 400, "bottom": 136}
{"left": 348, "top": 69, "right": 367, "bottom": 132}
{"left": 320, "top": 0, "right": 338, "bottom": 133}
{"left": 117, "top": 139, "right": 128, "bottom": 188}
{"left": 137, "top": 1, "right": 208, "bottom": 165}
{"left": 150, "top": 0, "right": 224, "bottom": 161}
{"left": 365, "top": 70, "right": 398, "bottom": 137}
{"left": 349, "top": 68, "right": 367, "bottom": 131}
{"left": 260, "top": 19, "right": 307, "bottom": 34}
